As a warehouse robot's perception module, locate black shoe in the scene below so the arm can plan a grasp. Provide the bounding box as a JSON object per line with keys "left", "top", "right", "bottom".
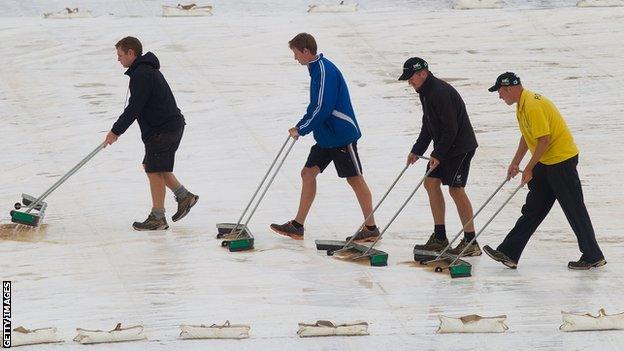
{"left": 413, "top": 233, "right": 449, "bottom": 252}
{"left": 270, "top": 221, "right": 304, "bottom": 240}
{"left": 172, "top": 192, "right": 199, "bottom": 222}
{"left": 346, "top": 227, "right": 381, "bottom": 243}
{"left": 447, "top": 238, "right": 482, "bottom": 257}
{"left": 483, "top": 245, "right": 517, "bottom": 269}
{"left": 568, "top": 256, "right": 607, "bottom": 270}
{"left": 133, "top": 214, "right": 169, "bottom": 231}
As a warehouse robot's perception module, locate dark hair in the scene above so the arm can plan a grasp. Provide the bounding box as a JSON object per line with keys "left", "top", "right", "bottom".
{"left": 288, "top": 33, "right": 317, "bottom": 55}
{"left": 115, "top": 36, "right": 143, "bottom": 57}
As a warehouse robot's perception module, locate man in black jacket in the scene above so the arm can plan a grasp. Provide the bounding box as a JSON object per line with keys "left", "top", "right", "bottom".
{"left": 399, "top": 57, "right": 480, "bottom": 256}
{"left": 105, "top": 36, "right": 198, "bottom": 230}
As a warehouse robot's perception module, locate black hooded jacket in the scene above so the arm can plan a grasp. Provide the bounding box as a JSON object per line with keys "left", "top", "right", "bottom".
{"left": 411, "top": 73, "right": 478, "bottom": 160}
{"left": 111, "top": 52, "right": 185, "bottom": 142}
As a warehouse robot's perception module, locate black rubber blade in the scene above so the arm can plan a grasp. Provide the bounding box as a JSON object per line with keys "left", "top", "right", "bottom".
{"left": 315, "top": 240, "right": 347, "bottom": 251}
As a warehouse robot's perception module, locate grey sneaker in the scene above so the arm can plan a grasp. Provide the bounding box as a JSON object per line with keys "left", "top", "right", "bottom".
{"left": 270, "top": 221, "right": 304, "bottom": 240}
{"left": 133, "top": 214, "right": 169, "bottom": 231}
{"left": 483, "top": 245, "right": 517, "bottom": 269}
{"left": 346, "top": 227, "right": 381, "bottom": 243}
{"left": 568, "top": 256, "right": 607, "bottom": 270}
{"left": 447, "top": 238, "right": 482, "bottom": 257}
{"left": 172, "top": 192, "right": 199, "bottom": 222}
{"left": 413, "top": 233, "right": 449, "bottom": 252}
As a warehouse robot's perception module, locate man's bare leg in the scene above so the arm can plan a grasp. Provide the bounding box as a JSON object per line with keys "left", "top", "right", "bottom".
{"left": 449, "top": 187, "right": 475, "bottom": 233}
{"left": 163, "top": 172, "right": 181, "bottom": 191}
{"left": 146, "top": 172, "right": 166, "bottom": 209}
{"left": 424, "top": 177, "right": 445, "bottom": 226}
{"left": 294, "top": 166, "right": 321, "bottom": 224}
{"left": 346, "top": 175, "right": 375, "bottom": 226}
{"left": 132, "top": 170, "right": 169, "bottom": 230}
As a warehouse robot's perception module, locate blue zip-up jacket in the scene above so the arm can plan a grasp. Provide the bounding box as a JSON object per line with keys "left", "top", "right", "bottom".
{"left": 296, "top": 54, "right": 361, "bottom": 148}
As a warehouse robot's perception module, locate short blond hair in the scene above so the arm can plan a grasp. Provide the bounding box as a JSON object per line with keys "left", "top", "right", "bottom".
{"left": 288, "top": 33, "right": 317, "bottom": 54}
{"left": 115, "top": 36, "right": 142, "bottom": 56}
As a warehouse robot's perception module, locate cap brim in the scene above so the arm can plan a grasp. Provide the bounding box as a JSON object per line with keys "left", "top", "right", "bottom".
{"left": 398, "top": 71, "right": 414, "bottom": 81}
{"left": 488, "top": 84, "right": 500, "bottom": 92}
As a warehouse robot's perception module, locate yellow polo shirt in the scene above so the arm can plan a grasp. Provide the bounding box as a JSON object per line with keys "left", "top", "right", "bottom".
{"left": 516, "top": 89, "right": 578, "bottom": 165}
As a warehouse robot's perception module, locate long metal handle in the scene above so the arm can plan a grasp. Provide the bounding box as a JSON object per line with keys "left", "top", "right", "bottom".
{"left": 341, "top": 164, "right": 409, "bottom": 249}
{"left": 236, "top": 137, "right": 297, "bottom": 237}
{"left": 359, "top": 162, "right": 435, "bottom": 257}
{"left": 229, "top": 135, "right": 291, "bottom": 233}
{"left": 449, "top": 183, "right": 524, "bottom": 267}
{"left": 434, "top": 177, "right": 509, "bottom": 260}
{"left": 341, "top": 155, "right": 430, "bottom": 250}
{"left": 26, "top": 142, "right": 107, "bottom": 213}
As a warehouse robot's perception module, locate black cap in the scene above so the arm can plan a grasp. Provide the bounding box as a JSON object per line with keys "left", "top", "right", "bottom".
{"left": 398, "top": 57, "right": 428, "bottom": 80}
{"left": 488, "top": 72, "right": 521, "bottom": 92}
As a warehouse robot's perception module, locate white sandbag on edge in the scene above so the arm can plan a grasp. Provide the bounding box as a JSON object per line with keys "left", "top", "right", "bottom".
{"left": 43, "top": 8, "right": 92, "bottom": 19}
{"left": 560, "top": 309, "right": 624, "bottom": 332}
{"left": 162, "top": 4, "right": 213, "bottom": 17}
{"left": 577, "top": 0, "right": 624, "bottom": 7}
{"left": 437, "top": 314, "right": 509, "bottom": 333}
{"left": 307, "top": 3, "right": 358, "bottom": 13}
{"left": 73, "top": 323, "right": 147, "bottom": 344}
{"left": 179, "top": 321, "right": 250, "bottom": 339}
{"left": 453, "top": 0, "right": 501, "bottom": 9}
{"left": 297, "top": 320, "right": 369, "bottom": 337}
{"left": 11, "top": 326, "right": 62, "bottom": 347}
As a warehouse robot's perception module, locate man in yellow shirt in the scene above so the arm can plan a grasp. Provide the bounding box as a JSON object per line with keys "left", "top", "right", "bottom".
{"left": 483, "top": 72, "right": 605, "bottom": 270}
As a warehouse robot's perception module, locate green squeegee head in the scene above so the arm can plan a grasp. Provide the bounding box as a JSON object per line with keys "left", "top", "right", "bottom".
{"left": 449, "top": 263, "right": 472, "bottom": 278}
{"left": 10, "top": 210, "right": 40, "bottom": 227}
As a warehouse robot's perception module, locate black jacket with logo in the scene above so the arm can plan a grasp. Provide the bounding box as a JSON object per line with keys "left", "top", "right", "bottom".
{"left": 411, "top": 73, "right": 478, "bottom": 161}
{"left": 111, "top": 52, "right": 185, "bottom": 142}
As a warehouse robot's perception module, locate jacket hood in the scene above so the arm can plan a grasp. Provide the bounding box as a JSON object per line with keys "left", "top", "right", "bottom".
{"left": 125, "top": 51, "right": 160, "bottom": 75}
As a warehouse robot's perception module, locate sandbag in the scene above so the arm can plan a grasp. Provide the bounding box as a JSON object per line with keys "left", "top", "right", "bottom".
{"left": 577, "top": 0, "right": 624, "bottom": 7}
{"left": 10, "top": 326, "right": 62, "bottom": 347}
{"left": 43, "top": 8, "right": 92, "bottom": 19}
{"left": 307, "top": 3, "right": 358, "bottom": 13}
{"left": 73, "top": 323, "right": 147, "bottom": 344}
{"left": 297, "top": 320, "right": 369, "bottom": 337}
{"left": 437, "top": 314, "right": 508, "bottom": 333}
{"left": 560, "top": 309, "right": 624, "bottom": 332}
{"left": 180, "top": 321, "right": 250, "bottom": 339}
{"left": 162, "top": 4, "right": 213, "bottom": 17}
{"left": 453, "top": 0, "right": 501, "bottom": 9}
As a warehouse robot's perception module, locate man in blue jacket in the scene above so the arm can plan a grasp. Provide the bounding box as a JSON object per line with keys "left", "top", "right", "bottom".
{"left": 270, "top": 33, "right": 378, "bottom": 241}
{"left": 105, "top": 37, "right": 198, "bottom": 230}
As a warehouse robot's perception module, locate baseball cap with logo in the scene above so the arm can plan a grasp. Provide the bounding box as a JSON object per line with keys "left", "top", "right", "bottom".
{"left": 398, "top": 57, "right": 428, "bottom": 81}
{"left": 488, "top": 72, "right": 521, "bottom": 92}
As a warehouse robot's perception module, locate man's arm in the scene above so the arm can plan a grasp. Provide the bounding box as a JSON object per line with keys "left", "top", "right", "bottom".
{"left": 295, "top": 64, "right": 338, "bottom": 136}
{"left": 407, "top": 117, "right": 432, "bottom": 165}
{"left": 109, "top": 73, "right": 151, "bottom": 138}
{"left": 521, "top": 135, "right": 550, "bottom": 184}
{"left": 507, "top": 137, "right": 528, "bottom": 180}
{"left": 411, "top": 115, "right": 432, "bottom": 156}
{"left": 519, "top": 102, "right": 551, "bottom": 184}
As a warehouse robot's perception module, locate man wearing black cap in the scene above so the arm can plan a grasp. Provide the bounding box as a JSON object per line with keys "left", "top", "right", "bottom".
{"left": 398, "top": 57, "right": 480, "bottom": 256}
{"left": 483, "top": 72, "right": 606, "bottom": 270}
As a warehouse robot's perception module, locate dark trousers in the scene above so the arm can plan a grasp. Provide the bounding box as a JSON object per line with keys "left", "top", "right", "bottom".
{"left": 497, "top": 155, "right": 604, "bottom": 263}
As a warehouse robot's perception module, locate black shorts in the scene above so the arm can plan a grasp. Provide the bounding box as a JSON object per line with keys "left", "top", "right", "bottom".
{"left": 426, "top": 150, "right": 475, "bottom": 187}
{"left": 304, "top": 142, "right": 363, "bottom": 178}
{"left": 142, "top": 126, "right": 184, "bottom": 173}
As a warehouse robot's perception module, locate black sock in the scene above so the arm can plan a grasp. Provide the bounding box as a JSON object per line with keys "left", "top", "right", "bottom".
{"left": 464, "top": 231, "right": 476, "bottom": 242}
{"left": 291, "top": 220, "right": 303, "bottom": 228}
{"left": 365, "top": 225, "right": 377, "bottom": 231}
{"left": 434, "top": 225, "right": 446, "bottom": 241}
